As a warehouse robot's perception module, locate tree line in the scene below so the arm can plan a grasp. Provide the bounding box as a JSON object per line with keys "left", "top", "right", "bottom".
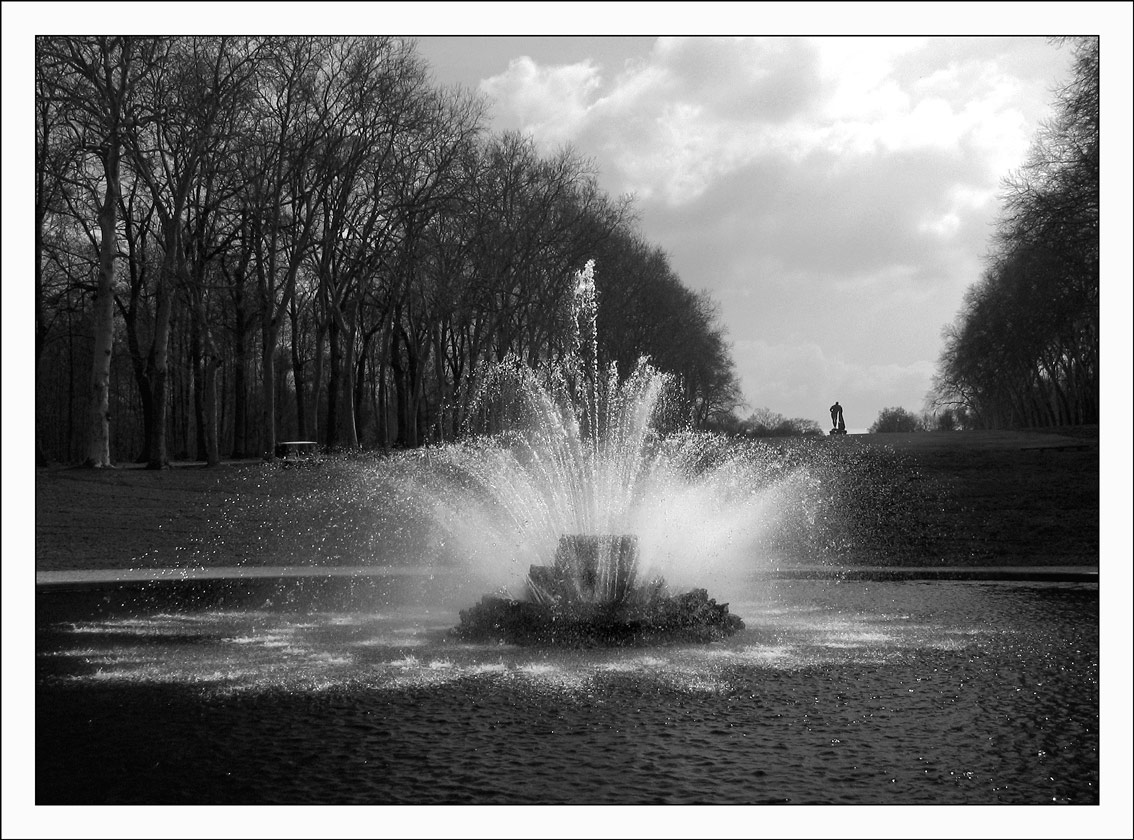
{"left": 717, "top": 407, "right": 823, "bottom": 438}
{"left": 929, "top": 37, "right": 1099, "bottom": 429}
{"left": 35, "top": 36, "right": 743, "bottom": 467}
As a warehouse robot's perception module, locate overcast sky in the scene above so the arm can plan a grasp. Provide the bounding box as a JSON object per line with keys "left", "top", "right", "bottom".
{"left": 414, "top": 34, "right": 1081, "bottom": 430}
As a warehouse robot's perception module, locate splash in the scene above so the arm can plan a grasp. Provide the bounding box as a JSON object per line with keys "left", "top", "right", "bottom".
{"left": 373, "top": 261, "right": 796, "bottom": 643}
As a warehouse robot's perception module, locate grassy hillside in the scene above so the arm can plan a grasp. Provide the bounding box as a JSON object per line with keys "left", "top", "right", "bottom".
{"left": 33, "top": 429, "right": 1099, "bottom": 573}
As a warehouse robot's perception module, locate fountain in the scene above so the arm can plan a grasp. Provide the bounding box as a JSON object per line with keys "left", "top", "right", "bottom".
{"left": 382, "top": 260, "right": 747, "bottom": 645}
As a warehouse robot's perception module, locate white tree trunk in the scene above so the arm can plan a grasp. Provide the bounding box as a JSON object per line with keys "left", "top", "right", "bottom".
{"left": 85, "top": 154, "right": 120, "bottom": 467}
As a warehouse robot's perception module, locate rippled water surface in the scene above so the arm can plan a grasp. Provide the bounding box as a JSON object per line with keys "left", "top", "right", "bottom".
{"left": 36, "top": 579, "right": 1098, "bottom": 804}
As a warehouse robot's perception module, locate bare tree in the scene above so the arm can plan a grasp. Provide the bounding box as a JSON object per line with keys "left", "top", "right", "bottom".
{"left": 930, "top": 37, "right": 1098, "bottom": 428}
{"left": 35, "top": 40, "right": 86, "bottom": 464}
{"left": 34, "top": 35, "right": 746, "bottom": 461}
{"left": 121, "top": 37, "right": 264, "bottom": 467}
{"left": 246, "top": 36, "right": 337, "bottom": 459}
{"left": 38, "top": 36, "right": 159, "bottom": 466}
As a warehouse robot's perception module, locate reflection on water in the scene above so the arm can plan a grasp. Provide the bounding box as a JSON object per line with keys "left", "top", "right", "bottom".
{"left": 39, "top": 580, "right": 1091, "bottom": 693}
{"left": 37, "top": 579, "right": 1099, "bottom": 805}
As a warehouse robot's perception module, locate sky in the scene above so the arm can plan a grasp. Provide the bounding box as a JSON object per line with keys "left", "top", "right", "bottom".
{"left": 412, "top": 34, "right": 1079, "bottom": 431}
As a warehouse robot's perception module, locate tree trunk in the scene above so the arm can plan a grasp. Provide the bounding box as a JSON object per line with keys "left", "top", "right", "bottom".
{"left": 290, "top": 296, "right": 308, "bottom": 441}
{"left": 341, "top": 332, "right": 359, "bottom": 449}
{"left": 258, "top": 258, "right": 302, "bottom": 461}
{"left": 339, "top": 302, "right": 359, "bottom": 449}
{"left": 261, "top": 320, "right": 279, "bottom": 460}
{"left": 84, "top": 143, "right": 121, "bottom": 468}
{"left": 377, "top": 350, "right": 389, "bottom": 450}
{"left": 326, "top": 314, "right": 340, "bottom": 449}
{"left": 390, "top": 326, "right": 407, "bottom": 447}
{"left": 123, "top": 318, "right": 154, "bottom": 463}
{"left": 35, "top": 201, "right": 50, "bottom": 466}
{"left": 353, "top": 327, "right": 376, "bottom": 449}
{"left": 203, "top": 352, "right": 220, "bottom": 465}
{"left": 392, "top": 324, "right": 422, "bottom": 449}
{"left": 431, "top": 322, "right": 445, "bottom": 443}
{"left": 145, "top": 229, "right": 178, "bottom": 469}
{"left": 311, "top": 321, "right": 325, "bottom": 443}
{"left": 231, "top": 298, "right": 249, "bottom": 458}
{"left": 191, "top": 313, "right": 207, "bottom": 460}
{"left": 193, "top": 290, "right": 221, "bottom": 466}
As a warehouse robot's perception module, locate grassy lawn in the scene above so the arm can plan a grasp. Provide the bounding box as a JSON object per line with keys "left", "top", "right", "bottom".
{"left": 33, "top": 428, "right": 1099, "bottom": 573}
{"left": 832, "top": 429, "right": 1099, "bottom": 567}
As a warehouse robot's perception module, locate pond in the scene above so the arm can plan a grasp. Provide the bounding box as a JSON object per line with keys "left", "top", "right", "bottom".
{"left": 36, "top": 574, "right": 1098, "bottom": 806}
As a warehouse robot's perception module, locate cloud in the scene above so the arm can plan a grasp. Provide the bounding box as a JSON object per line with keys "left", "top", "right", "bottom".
{"left": 733, "top": 339, "right": 936, "bottom": 426}
{"left": 482, "top": 36, "right": 1049, "bottom": 210}
{"left": 473, "top": 36, "right": 1070, "bottom": 423}
{"left": 480, "top": 37, "right": 825, "bottom": 204}
{"left": 480, "top": 55, "right": 604, "bottom": 146}
{"left": 647, "top": 36, "right": 823, "bottom": 124}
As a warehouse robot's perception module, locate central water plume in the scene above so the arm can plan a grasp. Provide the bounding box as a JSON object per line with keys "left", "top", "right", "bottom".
{"left": 407, "top": 418, "right": 800, "bottom": 600}
{"left": 377, "top": 261, "right": 807, "bottom": 636}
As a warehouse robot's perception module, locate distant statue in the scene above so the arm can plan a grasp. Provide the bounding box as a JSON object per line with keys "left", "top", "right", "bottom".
{"left": 829, "top": 401, "right": 846, "bottom": 435}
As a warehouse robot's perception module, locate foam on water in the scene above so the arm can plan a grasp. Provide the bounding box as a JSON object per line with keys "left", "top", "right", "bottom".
{"left": 41, "top": 585, "right": 1008, "bottom": 696}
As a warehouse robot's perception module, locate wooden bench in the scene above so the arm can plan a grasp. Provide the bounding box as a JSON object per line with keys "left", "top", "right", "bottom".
{"left": 274, "top": 440, "right": 320, "bottom": 460}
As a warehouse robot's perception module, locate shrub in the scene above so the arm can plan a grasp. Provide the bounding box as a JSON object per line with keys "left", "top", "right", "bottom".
{"left": 869, "top": 406, "right": 924, "bottom": 433}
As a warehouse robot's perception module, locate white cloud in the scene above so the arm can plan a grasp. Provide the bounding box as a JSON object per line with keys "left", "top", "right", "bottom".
{"left": 466, "top": 36, "right": 1074, "bottom": 425}
{"left": 815, "top": 37, "right": 924, "bottom": 119}
{"left": 482, "top": 36, "right": 1054, "bottom": 210}
{"left": 480, "top": 55, "right": 603, "bottom": 146}
{"left": 481, "top": 37, "right": 828, "bottom": 204}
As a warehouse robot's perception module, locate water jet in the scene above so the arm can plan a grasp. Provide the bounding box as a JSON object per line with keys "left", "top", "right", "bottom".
{"left": 402, "top": 260, "right": 750, "bottom": 645}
